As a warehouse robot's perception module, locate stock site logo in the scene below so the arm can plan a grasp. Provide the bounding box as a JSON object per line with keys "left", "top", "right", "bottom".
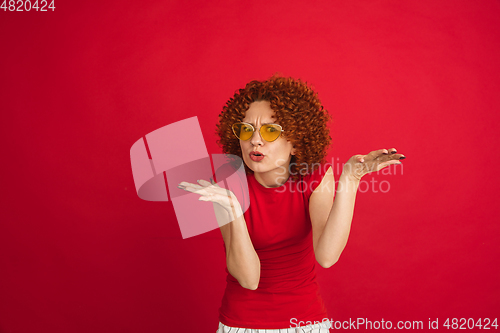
{"left": 130, "top": 117, "right": 249, "bottom": 239}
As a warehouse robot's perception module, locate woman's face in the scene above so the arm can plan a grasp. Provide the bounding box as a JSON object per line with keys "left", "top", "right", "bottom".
{"left": 240, "top": 101, "right": 295, "bottom": 186}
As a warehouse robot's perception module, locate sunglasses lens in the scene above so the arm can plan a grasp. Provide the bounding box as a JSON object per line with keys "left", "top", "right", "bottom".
{"left": 232, "top": 123, "right": 254, "bottom": 141}
{"left": 260, "top": 124, "right": 282, "bottom": 142}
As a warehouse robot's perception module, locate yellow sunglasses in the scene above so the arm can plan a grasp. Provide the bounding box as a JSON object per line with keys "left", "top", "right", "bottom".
{"left": 232, "top": 122, "right": 285, "bottom": 142}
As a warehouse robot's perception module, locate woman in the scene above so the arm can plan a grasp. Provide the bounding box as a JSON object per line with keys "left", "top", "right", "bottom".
{"left": 179, "top": 76, "right": 405, "bottom": 332}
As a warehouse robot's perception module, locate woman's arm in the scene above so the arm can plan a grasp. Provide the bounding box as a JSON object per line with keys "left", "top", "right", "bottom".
{"left": 219, "top": 206, "right": 260, "bottom": 290}
{"left": 310, "top": 148, "right": 405, "bottom": 268}
{"left": 310, "top": 168, "right": 357, "bottom": 268}
{"left": 179, "top": 180, "right": 260, "bottom": 290}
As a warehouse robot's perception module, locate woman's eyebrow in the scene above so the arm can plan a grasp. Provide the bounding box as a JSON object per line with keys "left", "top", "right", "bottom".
{"left": 243, "top": 121, "right": 275, "bottom": 126}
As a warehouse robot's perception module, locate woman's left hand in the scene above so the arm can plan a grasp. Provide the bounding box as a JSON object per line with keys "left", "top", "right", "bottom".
{"left": 343, "top": 148, "right": 405, "bottom": 181}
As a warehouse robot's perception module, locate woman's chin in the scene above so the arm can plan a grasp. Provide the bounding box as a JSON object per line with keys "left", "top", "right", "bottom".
{"left": 245, "top": 161, "right": 270, "bottom": 174}
{"left": 246, "top": 163, "right": 264, "bottom": 174}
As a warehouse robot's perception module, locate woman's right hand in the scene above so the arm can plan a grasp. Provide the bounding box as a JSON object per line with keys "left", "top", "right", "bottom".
{"left": 177, "top": 179, "right": 243, "bottom": 221}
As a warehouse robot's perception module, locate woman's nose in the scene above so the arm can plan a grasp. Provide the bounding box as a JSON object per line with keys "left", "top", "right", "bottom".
{"left": 250, "top": 128, "right": 264, "bottom": 146}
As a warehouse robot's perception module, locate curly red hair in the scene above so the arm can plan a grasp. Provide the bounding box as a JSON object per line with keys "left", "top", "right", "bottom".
{"left": 216, "top": 76, "right": 331, "bottom": 179}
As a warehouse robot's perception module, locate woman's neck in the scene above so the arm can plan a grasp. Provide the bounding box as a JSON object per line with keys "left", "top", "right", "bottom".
{"left": 254, "top": 167, "right": 291, "bottom": 188}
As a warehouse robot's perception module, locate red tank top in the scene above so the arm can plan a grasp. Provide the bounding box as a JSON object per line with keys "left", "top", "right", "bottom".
{"left": 219, "top": 165, "right": 330, "bottom": 329}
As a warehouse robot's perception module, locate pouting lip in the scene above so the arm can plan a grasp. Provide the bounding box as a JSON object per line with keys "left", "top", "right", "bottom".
{"left": 249, "top": 151, "right": 265, "bottom": 156}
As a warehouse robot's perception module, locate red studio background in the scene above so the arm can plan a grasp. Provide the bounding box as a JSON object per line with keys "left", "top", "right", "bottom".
{"left": 1, "top": 1, "right": 499, "bottom": 332}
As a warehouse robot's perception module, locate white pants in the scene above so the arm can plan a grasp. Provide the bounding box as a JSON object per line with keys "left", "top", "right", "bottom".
{"left": 216, "top": 320, "right": 332, "bottom": 333}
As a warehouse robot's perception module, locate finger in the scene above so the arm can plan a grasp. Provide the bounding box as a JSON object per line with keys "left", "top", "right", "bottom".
{"left": 378, "top": 152, "right": 404, "bottom": 163}
{"left": 180, "top": 181, "right": 218, "bottom": 194}
{"left": 206, "top": 177, "right": 223, "bottom": 188}
{"left": 178, "top": 181, "right": 202, "bottom": 189}
{"left": 197, "top": 179, "right": 212, "bottom": 187}
{"left": 184, "top": 183, "right": 233, "bottom": 199}
{"left": 180, "top": 186, "right": 209, "bottom": 195}
{"left": 378, "top": 159, "right": 402, "bottom": 170}
{"left": 366, "top": 149, "right": 389, "bottom": 160}
{"left": 387, "top": 153, "right": 406, "bottom": 161}
{"left": 177, "top": 183, "right": 202, "bottom": 192}
{"left": 388, "top": 148, "right": 397, "bottom": 154}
